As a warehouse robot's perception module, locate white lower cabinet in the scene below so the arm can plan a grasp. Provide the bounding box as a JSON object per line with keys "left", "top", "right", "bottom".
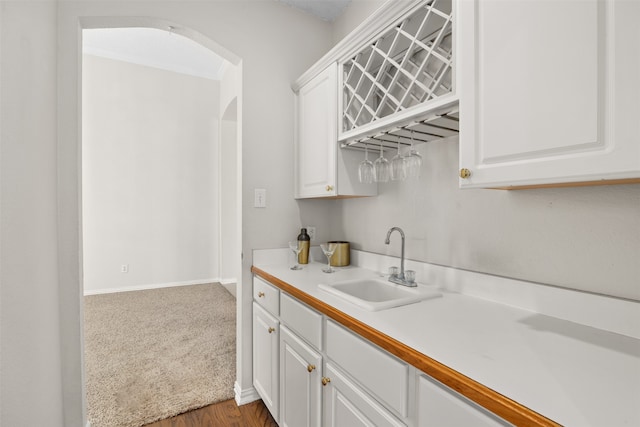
{"left": 417, "top": 375, "right": 510, "bottom": 427}
{"left": 323, "top": 362, "right": 405, "bottom": 427}
{"left": 252, "top": 278, "right": 512, "bottom": 427}
{"left": 279, "top": 325, "right": 322, "bottom": 427}
{"left": 252, "top": 302, "right": 279, "bottom": 422}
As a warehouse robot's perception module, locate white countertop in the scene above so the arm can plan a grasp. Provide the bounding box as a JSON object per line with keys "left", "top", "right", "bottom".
{"left": 253, "top": 249, "right": 640, "bottom": 427}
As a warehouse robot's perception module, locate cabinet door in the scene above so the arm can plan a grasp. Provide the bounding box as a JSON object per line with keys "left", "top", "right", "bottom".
{"left": 323, "top": 362, "right": 405, "bottom": 427}
{"left": 417, "top": 375, "right": 510, "bottom": 427}
{"left": 252, "top": 302, "right": 279, "bottom": 421}
{"left": 459, "top": 0, "right": 640, "bottom": 188}
{"left": 279, "top": 326, "right": 322, "bottom": 427}
{"left": 295, "top": 63, "right": 338, "bottom": 198}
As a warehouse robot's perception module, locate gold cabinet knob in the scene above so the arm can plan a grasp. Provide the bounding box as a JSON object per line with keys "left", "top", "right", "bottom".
{"left": 321, "top": 377, "right": 331, "bottom": 386}
{"left": 459, "top": 168, "right": 471, "bottom": 179}
{"left": 307, "top": 364, "right": 316, "bottom": 373}
{"left": 257, "top": 292, "right": 265, "bottom": 298}
{"left": 268, "top": 327, "right": 275, "bottom": 334}
{"left": 325, "top": 185, "right": 334, "bottom": 192}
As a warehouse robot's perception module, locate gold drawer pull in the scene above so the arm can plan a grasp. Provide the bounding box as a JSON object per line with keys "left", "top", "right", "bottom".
{"left": 268, "top": 327, "right": 275, "bottom": 334}
{"left": 257, "top": 291, "right": 265, "bottom": 298}
{"left": 459, "top": 168, "right": 471, "bottom": 179}
{"left": 307, "top": 364, "right": 316, "bottom": 373}
{"left": 321, "top": 377, "right": 331, "bottom": 386}
{"left": 325, "top": 185, "right": 334, "bottom": 192}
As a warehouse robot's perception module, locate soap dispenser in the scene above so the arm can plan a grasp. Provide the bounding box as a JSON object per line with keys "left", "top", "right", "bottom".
{"left": 297, "top": 228, "right": 310, "bottom": 264}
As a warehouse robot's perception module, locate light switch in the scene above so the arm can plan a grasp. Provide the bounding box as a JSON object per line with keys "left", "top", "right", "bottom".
{"left": 254, "top": 188, "right": 267, "bottom": 208}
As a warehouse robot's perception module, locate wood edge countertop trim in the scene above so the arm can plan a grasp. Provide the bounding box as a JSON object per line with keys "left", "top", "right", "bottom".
{"left": 252, "top": 266, "right": 561, "bottom": 427}
{"left": 493, "top": 177, "right": 640, "bottom": 190}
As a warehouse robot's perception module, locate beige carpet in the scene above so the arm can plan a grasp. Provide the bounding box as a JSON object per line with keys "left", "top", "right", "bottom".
{"left": 84, "top": 283, "right": 236, "bottom": 427}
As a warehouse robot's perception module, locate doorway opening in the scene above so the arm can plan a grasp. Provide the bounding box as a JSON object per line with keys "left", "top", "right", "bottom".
{"left": 80, "top": 24, "right": 242, "bottom": 426}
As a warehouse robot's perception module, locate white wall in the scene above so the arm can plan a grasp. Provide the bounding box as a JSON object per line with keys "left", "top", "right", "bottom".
{"left": 0, "top": 2, "right": 65, "bottom": 426}
{"left": 219, "top": 64, "right": 241, "bottom": 285}
{"left": 82, "top": 54, "right": 221, "bottom": 293}
{"left": 220, "top": 113, "right": 238, "bottom": 283}
{"left": 220, "top": 60, "right": 240, "bottom": 121}
{"left": 332, "top": 0, "right": 387, "bottom": 44}
{"left": 335, "top": 140, "right": 640, "bottom": 301}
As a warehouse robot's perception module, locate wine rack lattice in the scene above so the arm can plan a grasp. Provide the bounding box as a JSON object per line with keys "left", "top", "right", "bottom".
{"left": 342, "top": 0, "right": 454, "bottom": 133}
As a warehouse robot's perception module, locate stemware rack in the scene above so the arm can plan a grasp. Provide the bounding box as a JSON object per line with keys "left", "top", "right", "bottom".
{"left": 340, "top": 104, "right": 459, "bottom": 152}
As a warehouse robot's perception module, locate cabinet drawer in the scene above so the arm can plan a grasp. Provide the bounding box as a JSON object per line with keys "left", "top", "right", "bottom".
{"left": 280, "top": 293, "right": 323, "bottom": 350}
{"left": 254, "top": 276, "right": 280, "bottom": 316}
{"left": 325, "top": 320, "right": 409, "bottom": 417}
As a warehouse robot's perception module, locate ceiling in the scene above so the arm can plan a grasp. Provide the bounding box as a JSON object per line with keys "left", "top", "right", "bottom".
{"left": 82, "top": 1, "right": 353, "bottom": 79}
{"left": 278, "top": 0, "right": 352, "bottom": 22}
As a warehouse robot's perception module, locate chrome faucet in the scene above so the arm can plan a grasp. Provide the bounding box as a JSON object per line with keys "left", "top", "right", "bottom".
{"left": 385, "top": 227, "right": 416, "bottom": 287}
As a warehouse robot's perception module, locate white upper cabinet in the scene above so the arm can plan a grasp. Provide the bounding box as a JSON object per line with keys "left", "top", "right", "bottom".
{"left": 459, "top": 0, "right": 640, "bottom": 188}
{"left": 295, "top": 63, "right": 339, "bottom": 198}
{"left": 294, "top": 63, "right": 377, "bottom": 199}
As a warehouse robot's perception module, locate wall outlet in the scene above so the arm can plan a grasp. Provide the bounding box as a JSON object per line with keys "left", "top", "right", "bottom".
{"left": 120, "top": 264, "right": 129, "bottom": 273}
{"left": 306, "top": 226, "right": 316, "bottom": 241}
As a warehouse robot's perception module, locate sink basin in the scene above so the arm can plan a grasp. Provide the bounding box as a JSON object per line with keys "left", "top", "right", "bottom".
{"left": 318, "top": 278, "right": 440, "bottom": 311}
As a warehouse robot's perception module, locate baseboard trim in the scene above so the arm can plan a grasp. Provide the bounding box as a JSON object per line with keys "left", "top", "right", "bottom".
{"left": 234, "top": 381, "right": 260, "bottom": 405}
{"left": 83, "top": 278, "right": 221, "bottom": 296}
{"left": 220, "top": 277, "right": 237, "bottom": 285}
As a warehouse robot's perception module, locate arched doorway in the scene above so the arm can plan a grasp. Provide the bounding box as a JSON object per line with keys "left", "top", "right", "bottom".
{"left": 57, "top": 17, "right": 243, "bottom": 425}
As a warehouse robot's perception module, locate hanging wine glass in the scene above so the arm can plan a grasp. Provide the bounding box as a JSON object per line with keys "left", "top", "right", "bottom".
{"left": 373, "top": 144, "right": 390, "bottom": 183}
{"left": 358, "top": 144, "right": 374, "bottom": 184}
{"left": 390, "top": 134, "right": 407, "bottom": 181}
{"left": 406, "top": 130, "right": 423, "bottom": 179}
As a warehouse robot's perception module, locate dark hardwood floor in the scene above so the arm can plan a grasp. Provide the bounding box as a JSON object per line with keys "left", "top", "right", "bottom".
{"left": 144, "top": 399, "right": 278, "bottom": 427}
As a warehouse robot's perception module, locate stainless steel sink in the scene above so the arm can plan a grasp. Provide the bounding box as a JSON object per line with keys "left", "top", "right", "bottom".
{"left": 318, "top": 278, "right": 440, "bottom": 311}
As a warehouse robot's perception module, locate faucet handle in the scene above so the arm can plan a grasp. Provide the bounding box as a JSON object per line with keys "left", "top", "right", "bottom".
{"left": 405, "top": 270, "right": 416, "bottom": 283}
{"left": 388, "top": 266, "right": 399, "bottom": 277}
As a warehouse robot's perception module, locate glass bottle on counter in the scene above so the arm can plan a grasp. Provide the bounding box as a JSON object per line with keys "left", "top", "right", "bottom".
{"left": 297, "top": 228, "right": 310, "bottom": 264}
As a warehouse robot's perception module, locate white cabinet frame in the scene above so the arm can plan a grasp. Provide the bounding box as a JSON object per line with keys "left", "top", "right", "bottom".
{"left": 458, "top": 0, "right": 640, "bottom": 188}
